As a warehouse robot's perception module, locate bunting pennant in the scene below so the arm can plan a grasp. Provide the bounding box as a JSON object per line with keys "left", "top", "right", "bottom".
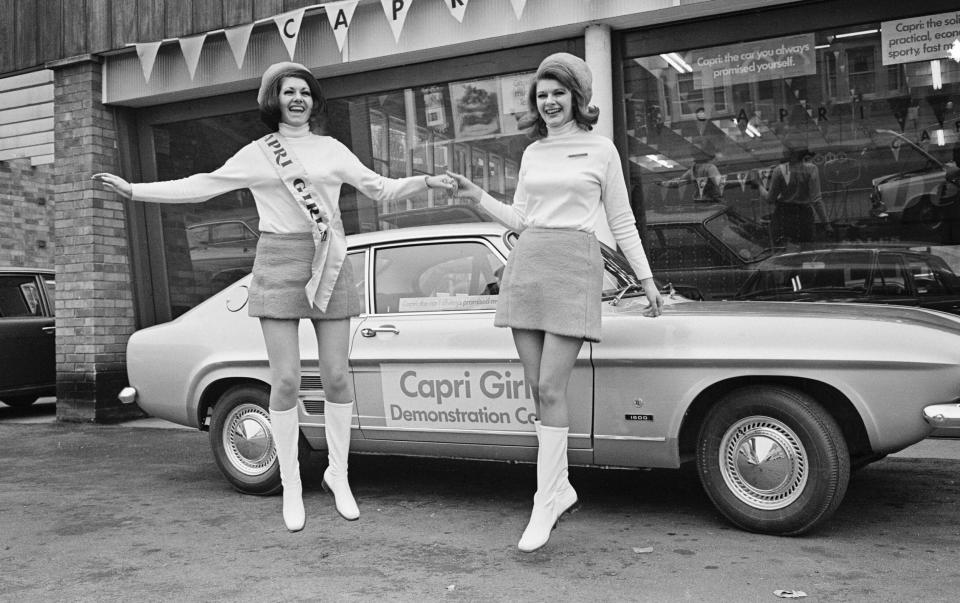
{"left": 135, "top": 41, "right": 162, "bottom": 82}
{"left": 510, "top": 0, "right": 527, "bottom": 19}
{"left": 179, "top": 33, "right": 207, "bottom": 79}
{"left": 325, "top": 0, "right": 359, "bottom": 52}
{"left": 224, "top": 23, "right": 254, "bottom": 69}
{"left": 274, "top": 8, "right": 307, "bottom": 60}
{"left": 381, "top": 0, "right": 414, "bottom": 43}
{"left": 445, "top": 0, "right": 469, "bottom": 23}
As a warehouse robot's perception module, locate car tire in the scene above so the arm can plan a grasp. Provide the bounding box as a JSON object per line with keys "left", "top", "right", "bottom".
{"left": 696, "top": 385, "right": 850, "bottom": 536}
{"left": 209, "top": 384, "right": 308, "bottom": 496}
{"left": 902, "top": 196, "right": 943, "bottom": 240}
{"left": 1, "top": 395, "right": 38, "bottom": 407}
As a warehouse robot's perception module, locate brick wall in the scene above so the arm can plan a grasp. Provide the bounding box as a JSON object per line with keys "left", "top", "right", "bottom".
{"left": 50, "top": 55, "right": 141, "bottom": 423}
{"left": 0, "top": 158, "right": 55, "bottom": 267}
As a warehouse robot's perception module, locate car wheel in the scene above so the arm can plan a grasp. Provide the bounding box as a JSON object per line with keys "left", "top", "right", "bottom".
{"left": 209, "top": 384, "right": 307, "bottom": 495}
{"left": 902, "top": 197, "right": 943, "bottom": 239}
{"left": 2, "top": 395, "right": 38, "bottom": 407}
{"left": 696, "top": 386, "right": 850, "bottom": 536}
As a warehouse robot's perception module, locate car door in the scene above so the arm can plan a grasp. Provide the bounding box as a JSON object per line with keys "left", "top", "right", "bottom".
{"left": 907, "top": 255, "right": 960, "bottom": 315}
{"left": 0, "top": 272, "right": 55, "bottom": 395}
{"left": 349, "top": 236, "right": 593, "bottom": 452}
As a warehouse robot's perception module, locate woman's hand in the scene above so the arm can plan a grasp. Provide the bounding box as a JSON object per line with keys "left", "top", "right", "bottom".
{"left": 445, "top": 171, "right": 483, "bottom": 204}
{"left": 640, "top": 277, "right": 663, "bottom": 317}
{"left": 425, "top": 174, "right": 457, "bottom": 192}
{"left": 91, "top": 173, "right": 133, "bottom": 199}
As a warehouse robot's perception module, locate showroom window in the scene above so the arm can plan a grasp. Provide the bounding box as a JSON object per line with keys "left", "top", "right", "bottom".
{"left": 622, "top": 9, "right": 960, "bottom": 302}
{"left": 141, "top": 56, "right": 556, "bottom": 319}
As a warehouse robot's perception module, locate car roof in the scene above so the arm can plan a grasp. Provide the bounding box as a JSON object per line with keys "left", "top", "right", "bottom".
{"left": 0, "top": 267, "right": 54, "bottom": 275}
{"left": 347, "top": 222, "right": 509, "bottom": 247}
{"left": 646, "top": 204, "right": 727, "bottom": 225}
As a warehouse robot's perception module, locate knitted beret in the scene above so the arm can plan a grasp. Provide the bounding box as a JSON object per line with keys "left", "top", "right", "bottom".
{"left": 535, "top": 52, "right": 593, "bottom": 103}
{"left": 257, "top": 61, "right": 313, "bottom": 105}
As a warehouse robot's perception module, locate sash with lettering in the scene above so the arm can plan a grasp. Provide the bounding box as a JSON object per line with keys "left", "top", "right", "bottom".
{"left": 256, "top": 132, "right": 346, "bottom": 312}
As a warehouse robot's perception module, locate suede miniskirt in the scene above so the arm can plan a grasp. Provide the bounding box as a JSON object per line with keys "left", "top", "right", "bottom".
{"left": 494, "top": 227, "right": 603, "bottom": 342}
{"left": 247, "top": 232, "right": 362, "bottom": 320}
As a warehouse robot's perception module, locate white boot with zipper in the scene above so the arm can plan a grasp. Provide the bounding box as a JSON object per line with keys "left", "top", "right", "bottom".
{"left": 518, "top": 424, "right": 569, "bottom": 552}
{"left": 321, "top": 400, "right": 360, "bottom": 521}
{"left": 535, "top": 420, "right": 578, "bottom": 516}
{"left": 269, "top": 407, "right": 305, "bottom": 532}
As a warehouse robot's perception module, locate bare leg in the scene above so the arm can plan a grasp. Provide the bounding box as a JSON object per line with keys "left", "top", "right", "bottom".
{"left": 259, "top": 318, "right": 302, "bottom": 411}
{"left": 512, "top": 328, "right": 544, "bottom": 418}
{"left": 534, "top": 333, "right": 584, "bottom": 428}
{"left": 311, "top": 318, "right": 354, "bottom": 403}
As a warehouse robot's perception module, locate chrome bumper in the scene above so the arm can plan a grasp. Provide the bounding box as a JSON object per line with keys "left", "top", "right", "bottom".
{"left": 923, "top": 403, "right": 960, "bottom": 428}
{"left": 118, "top": 386, "right": 138, "bottom": 405}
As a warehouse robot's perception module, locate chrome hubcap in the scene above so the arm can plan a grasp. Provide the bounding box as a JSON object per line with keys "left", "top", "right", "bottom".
{"left": 719, "top": 416, "right": 807, "bottom": 510}
{"left": 222, "top": 403, "right": 276, "bottom": 476}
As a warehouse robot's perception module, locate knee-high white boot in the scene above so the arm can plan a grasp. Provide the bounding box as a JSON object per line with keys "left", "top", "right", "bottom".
{"left": 535, "top": 420, "right": 578, "bottom": 515}
{"left": 518, "top": 425, "right": 568, "bottom": 552}
{"left": 269, "top": 407, "right": 305, "bottom": 532}
{"left": 321, "top": 400, "right": 360, "bottom": 521}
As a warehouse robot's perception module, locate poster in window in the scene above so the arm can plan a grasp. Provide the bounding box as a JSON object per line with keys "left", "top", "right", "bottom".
{"left": 500, "top": 72, "right": 535, "bottom": 135}
{"left": 369, "top": 109, "right": 387, "bottom": 161}
{"left": 421, "top": 86, "right": 449, "bottom": 133}
{"left": 449, "top": 78, "right": 502, "bottom": 139}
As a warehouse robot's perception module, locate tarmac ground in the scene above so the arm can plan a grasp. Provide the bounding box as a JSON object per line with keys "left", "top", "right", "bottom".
{"left": 2, "top": 399, "right": 959, "bottom": 602}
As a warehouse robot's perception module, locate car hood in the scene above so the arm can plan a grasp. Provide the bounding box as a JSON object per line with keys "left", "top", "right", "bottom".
{"left": 613, "top": 299, "right": 960, "bottom": 335}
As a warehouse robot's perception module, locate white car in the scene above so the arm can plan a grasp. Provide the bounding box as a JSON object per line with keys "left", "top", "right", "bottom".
{"left": 121, "top": 222, "right": 960, "bottom": 535}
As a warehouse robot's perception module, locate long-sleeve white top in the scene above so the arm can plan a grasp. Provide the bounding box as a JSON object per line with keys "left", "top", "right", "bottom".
{"left": 479, "top": 121, "right": 653, "bottom": 281}
{"left": 131, "top": 123, "right": 425, "bottom": 233}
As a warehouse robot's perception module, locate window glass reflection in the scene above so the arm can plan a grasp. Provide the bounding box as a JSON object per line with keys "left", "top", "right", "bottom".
{"left": 625, "top": 15, "right": 960, "bottom": 305}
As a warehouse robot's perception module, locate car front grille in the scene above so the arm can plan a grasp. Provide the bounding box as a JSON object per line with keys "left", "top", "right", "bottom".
{"left": 300, "top": 375, "right": 323, "bottom": 391}
{"left": 302, "top": 400, "right": 325, "bottom": 415}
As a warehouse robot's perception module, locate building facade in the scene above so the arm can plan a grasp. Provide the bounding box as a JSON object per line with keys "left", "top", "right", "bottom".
{"left": 2, "top": 0, "right": 959, "bottom": 421}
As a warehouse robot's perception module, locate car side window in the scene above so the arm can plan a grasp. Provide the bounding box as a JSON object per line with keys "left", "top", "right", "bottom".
{"left": 373, "top": 241, "right": 502, "bottom": 313}
{"left": 347, "top": 250, "right": 366, "bottom": 311}
{"left": 871, "top": 254, "right": 910, "bottom": 296}
{"left": 0, "top": 276, "right": 42, "bottom": 318}
{"left": 907, "top": 258, "right": 948, "bottom": 296}
{"left": 647, "top": 226, "right": 725, "bottom": 270}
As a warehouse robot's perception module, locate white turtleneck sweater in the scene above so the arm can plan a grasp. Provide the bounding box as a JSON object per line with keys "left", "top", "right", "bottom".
{"left": 479, "top": 121, "right": 653, "bottom": 281}
{"left": 131, "top": 123, "right": 426, "bottom": 234}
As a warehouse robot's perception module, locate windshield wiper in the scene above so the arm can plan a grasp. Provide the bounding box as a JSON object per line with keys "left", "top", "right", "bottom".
{"left": 610, "top": 283, "right": 643, "bottom": 306}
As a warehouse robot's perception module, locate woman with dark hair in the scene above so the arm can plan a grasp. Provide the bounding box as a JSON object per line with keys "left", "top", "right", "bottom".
{"left": 93, "top": 61, "right": 454, "bottom": 532}
{"left": 760, "top": 143, "right": 832, "bottom": 245}
{"left": 447, "top": 52, "right": 663, "bottom": 552}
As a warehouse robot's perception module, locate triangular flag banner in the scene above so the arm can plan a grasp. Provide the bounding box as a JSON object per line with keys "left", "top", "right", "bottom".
{"left": 381, "top": 0, "right": 413, "bottom": 43}
{"left": 224, "top": 23, "right": 254, "bottom": 69}
{"left": 325, "top": 0, "right": 359, "bottom": 52}
{"left": 274, "top": 8, "right": 306, "bottom": 60}
{"left": 510, "top": 0, "right": 527, "bottom": 19}
{"left": 179, "top": 33, "right": 207, "bottom": 80}
{"left": 135, "top": 41, "right": 162, "bottom": 82}
{"left": 445, "top": 0, "right": 469, "bottom": 23}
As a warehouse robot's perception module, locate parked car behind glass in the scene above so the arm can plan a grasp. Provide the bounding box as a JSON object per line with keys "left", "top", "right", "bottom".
{"left": 120, "top": 222, "right": 960, "bottom": 536}
{"left": 0, "top": 268, "right": 55, "bottom": 407}
{"left": 735, "top": 246, "right": 960, "bottom": 316}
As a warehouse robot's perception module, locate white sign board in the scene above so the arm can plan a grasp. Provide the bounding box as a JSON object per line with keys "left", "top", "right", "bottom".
{"left": 380, "top": 363, "right": 537, "bottom": 431}
{"left": 881, "top": 11, "right": 960, "bottom": 65}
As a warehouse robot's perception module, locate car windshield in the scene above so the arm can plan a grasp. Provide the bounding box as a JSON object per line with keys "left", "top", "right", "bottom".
{"left": 739, "top": 250, "right": 876, "bottom": 298}
{"left": 703, "top": 210, "right": 772, "bottom": 262}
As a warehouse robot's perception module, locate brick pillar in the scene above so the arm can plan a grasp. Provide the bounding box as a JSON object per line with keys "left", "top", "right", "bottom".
{"left": 49, "top": 55, "right": 142, "bottom": 423}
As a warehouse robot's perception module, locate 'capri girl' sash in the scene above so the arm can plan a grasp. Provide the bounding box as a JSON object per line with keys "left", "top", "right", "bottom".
{"left": 256, "top": 132, "right": 347, "bottom": 312}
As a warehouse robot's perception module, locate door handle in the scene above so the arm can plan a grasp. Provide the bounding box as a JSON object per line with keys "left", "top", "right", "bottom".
{"left": 361, "top": 325, "right": 399, "bottom": 337}
{"left": 41, "top": 326, "right": 56, "bottom": 334}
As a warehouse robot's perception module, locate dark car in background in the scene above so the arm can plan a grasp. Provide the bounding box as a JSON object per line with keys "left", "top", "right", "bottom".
{"left": 644, "top": 204, "right": 776, "bottom": 299}
{"left": 0, "top": 268, "right": 55, "bottom": 407}
{"left": 735, "top": 246, "right": 960, "bottom": 316}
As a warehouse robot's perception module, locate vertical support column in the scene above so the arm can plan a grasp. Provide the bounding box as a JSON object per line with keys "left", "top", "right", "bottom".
{"left": 48, "top": 55, "right": 141, "bottom": 422}
{"left": 585, "top": 24, "right": 615, "bottom": 246}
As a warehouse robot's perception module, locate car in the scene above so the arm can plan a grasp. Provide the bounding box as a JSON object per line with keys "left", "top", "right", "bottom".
{"left": 0, "top": 268, "right": 55, "bottom": 407}
{"left": 119, "top": 222, "right": 960, "bottom": 536}
{"left": 734, "top": 246, "right": 960, "bottom": 316}
{"left": 870, "top": 129, "right": 960, "bottom": 242}
{"left": 186, "top": 215, "right": 261, "bottom": 286}
{"left": 644, "top": 204, "right": 777, "bottom": 300}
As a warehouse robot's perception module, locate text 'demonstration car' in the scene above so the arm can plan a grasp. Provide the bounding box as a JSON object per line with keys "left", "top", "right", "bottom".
{"left": 120, "top": 222, "right": 960, "bottom": 535}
